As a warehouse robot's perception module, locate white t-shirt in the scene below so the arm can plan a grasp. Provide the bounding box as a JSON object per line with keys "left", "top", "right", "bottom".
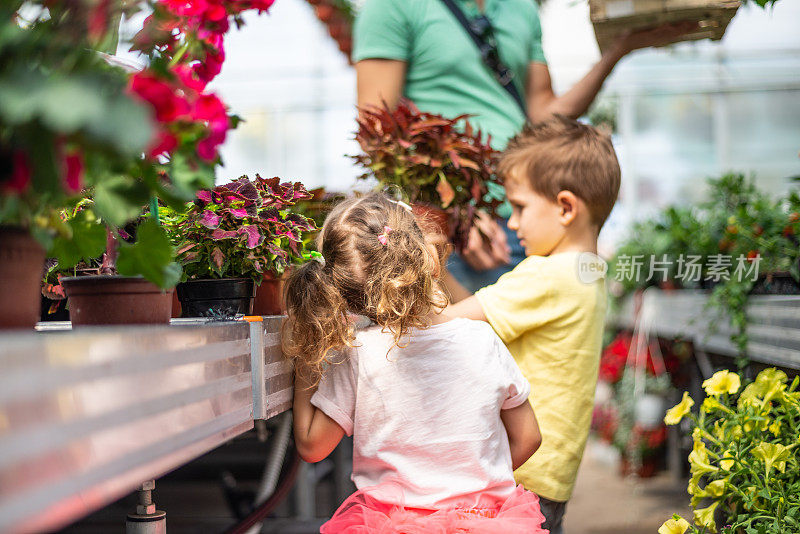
{"left": 311, "top": 317, "right": 531, "bottom": 510}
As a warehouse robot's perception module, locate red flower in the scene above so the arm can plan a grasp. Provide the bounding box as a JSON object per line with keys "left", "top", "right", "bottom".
{"left": 130, "top": 72, "right": 189, "bottom": 122}
{"left": 149, "top": 129, "right": 179, "bottom": 158}
{"left": 62, "top": 150, "right": 84, "bottom": 192}
{"left": 5, "top": 151, "right": 31, "bottom": 193}
{"left": 196, "top": 123, "right": 227, "bottom": 162}
{"left": 88, "top": 0, "right": 111, "bottom": 42}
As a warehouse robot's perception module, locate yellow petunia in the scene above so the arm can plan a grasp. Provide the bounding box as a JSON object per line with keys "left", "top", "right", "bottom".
{"left": 665, "top": 392, "right": 695, "bottom": 425}
{"left": 702, "top": 370, "right": 741, "bottom": 396}
{"left": 720, "top": 450, "right": 735, "bottom": 471}
{"left": 689, "top": 442, "right": 719, "bottom": 477}
{"left": 693, "top": 501, "right": 719, "bottom": 533}
{"left": 659, "top": 515, "right": 691, "bottom": 534}
{"left": 702, "top": 396, "right": 724, "bottom": 413}
{"left": 705, "top": 479, "right": 726, "bottom": 498}
{"left": 752, "top": 442, "right": 792, "bottom": 476}
{"left": 769, "top": 421, "right": 781, "bottom": 437}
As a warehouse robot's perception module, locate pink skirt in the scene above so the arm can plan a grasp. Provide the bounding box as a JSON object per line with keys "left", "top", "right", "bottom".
{"left": 320, "top": 485, "right": 549, "bottom": 533}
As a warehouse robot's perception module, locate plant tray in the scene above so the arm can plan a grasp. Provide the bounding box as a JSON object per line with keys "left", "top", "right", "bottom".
{"left": 589, "top": 0, "right": 741, "bottom": 53}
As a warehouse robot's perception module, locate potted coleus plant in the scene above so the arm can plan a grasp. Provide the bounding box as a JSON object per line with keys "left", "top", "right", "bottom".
{"left": 352, "top": 99, "right": 504, "bottom": 251}
{"left": 163, "top": 175, "right": 317, "bottom": 318}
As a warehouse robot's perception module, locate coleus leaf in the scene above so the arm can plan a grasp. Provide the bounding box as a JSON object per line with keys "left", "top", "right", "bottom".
{"left": 200, "top": 210, "right": 220, "bottom": 229}
{"left": 211, "top": 247, "right": 224, "bottom": 271}
{"left": 211, "top": 229, "right": 237, "bottom": 240}
{"left": 238, "top": 225, "right": 264, "bottom": 249}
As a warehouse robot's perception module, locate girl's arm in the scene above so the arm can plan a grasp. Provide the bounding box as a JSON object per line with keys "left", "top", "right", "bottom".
{"left": 293, "top": 370, "right": 346, "bottom": 463}
{"left": 500, "top": 400, "right": 542, "bottom": 471}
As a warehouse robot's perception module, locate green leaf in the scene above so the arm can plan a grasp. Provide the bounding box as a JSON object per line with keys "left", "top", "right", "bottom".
{"left": 116, "top": 219, "right": 181, "bottom": 289}
{"left": 48, "top": 210, "right": 107, "bottom": 269}
{"left": 93, "top": 176, "right": 151, "bottom": 227}
{"left": 87, "top": 94, "right": 153, "bottom": 156}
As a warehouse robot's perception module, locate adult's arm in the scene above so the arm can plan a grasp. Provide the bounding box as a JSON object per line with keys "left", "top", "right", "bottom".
{"left": 527, "top": 22, "right": 699, "bottom": 123}
{"left": 356, "top": 59, "right": 407, "bottom": 111}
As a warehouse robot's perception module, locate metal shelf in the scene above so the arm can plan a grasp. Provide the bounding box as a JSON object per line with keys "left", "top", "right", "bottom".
{"left": 610, "top": 289, "right": 800, "bottom": 369}
{"left": 0, "top": 317, "right": 293, "bottom": 534}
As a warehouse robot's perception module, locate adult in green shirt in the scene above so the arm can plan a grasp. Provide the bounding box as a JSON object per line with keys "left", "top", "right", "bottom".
{"left": 354, "top": 0, "right": 693, "bottom": 298}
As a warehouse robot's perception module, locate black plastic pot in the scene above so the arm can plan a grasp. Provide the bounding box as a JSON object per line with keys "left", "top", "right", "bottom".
{"left": 176, "top": 278, "right": 255, "bottom": 318}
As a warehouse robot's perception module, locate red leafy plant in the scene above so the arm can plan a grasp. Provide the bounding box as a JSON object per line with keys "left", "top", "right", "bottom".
{"left": 352, "top": 99, "right": 503, "bottom": 251}
{"left": 162, "top": 175, "right": 317, "bottom": 284}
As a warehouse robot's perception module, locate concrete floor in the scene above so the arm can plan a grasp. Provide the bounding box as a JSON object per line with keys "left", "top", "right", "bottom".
{"left": 564, "top": 440, "right": 693, "bottom": 534}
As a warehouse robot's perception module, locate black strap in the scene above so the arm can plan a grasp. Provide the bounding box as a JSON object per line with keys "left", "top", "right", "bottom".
{"left": 438, "top": 0, "right": 528, "bottom": 117}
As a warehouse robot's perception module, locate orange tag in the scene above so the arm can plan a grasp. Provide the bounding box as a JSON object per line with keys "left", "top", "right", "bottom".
{"left": 241, "top": 316, "right": 263, "bottom": 323}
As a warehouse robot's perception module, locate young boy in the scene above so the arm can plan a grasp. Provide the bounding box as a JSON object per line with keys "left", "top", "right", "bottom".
{"left": 444, "top": 115, "right": 621, "bottom": 534}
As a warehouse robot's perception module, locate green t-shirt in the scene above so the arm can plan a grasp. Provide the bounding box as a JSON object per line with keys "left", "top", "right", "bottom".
{"left": 354, "top": 0, "right": 547, "bottom": 150}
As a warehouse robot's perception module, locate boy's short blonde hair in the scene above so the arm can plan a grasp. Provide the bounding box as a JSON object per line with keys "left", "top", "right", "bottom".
{"left": 498, "top": 115, "right": 621, "bottom": 230}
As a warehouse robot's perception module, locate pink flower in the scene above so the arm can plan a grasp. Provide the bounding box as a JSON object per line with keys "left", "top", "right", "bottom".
{"left": 193, "top": 47, "right": 225, "bottom": 83}
{"left": 130, "top": 72, "right": 189, "bottom": 123}
{"left": 62, "top": 150, "right": 84, "bottom": 192}
{"left": 174, "top": 64, "right": 206, "bottom": 92}
{"left": 192, "top": 93, "right": 226, "bottom": 122}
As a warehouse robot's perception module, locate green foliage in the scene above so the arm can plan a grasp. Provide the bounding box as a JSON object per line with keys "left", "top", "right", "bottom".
{"left": 610, "top": 173, "right": 800, "bottom": 359}
{"left": 663, "top": 369, "right": 800, "bottom": 534}
{"left": 116, "top": 218, "right": 181, "bottom": 289}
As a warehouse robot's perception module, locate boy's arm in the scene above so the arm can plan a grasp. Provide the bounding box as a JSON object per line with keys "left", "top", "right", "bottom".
{"left": 446, "top": 294, "right": 487, "bottom": 322}
{"left": 293, "top": 370, "right": 345, "bottom": 463}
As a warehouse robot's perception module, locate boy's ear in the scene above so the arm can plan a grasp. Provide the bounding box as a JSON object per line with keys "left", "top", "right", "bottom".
{"left": 556, "top": 190, "right": 579, "bottom": 226}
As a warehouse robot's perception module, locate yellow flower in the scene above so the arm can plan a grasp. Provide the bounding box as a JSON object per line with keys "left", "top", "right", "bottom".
{"left": 705, "top": 479, "right": 726, "bottom": 497}
{"left": 720, "top": 450, "right": 735, "bottom": 471}
{"left": 665, "top": 392, "right": 695, "bottom": 425}
{"left": 693, "top": 501, "right": 719, "bottom": 533}
{"left": 769, "top": 421, "right": 781, "bottom": 437}
{"left": 752, "top": 442, "right": 792, "bottom": 475}
{"left": 702, "top": 370, "right": 741, "bottom": 396}
{"left": 702, "top": 396, "right": 724, "bottom": 413}
{"left": 659, "top": 515, "right": 691, "bottom": 534}
{"left": 739, "top": 368, "right": 788, "bottom": 408}
{"left": 689, "top": 441, "right": 719, "bottom": 477}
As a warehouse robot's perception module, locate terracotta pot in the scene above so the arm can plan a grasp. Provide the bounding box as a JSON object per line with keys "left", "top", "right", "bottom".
{"left": 171, "top": 290, "right": 182, "bottom": 318}
{"left": 252, "top": 273, "right": 285, "bottom": 316}
{"left": 176, "top": 278, "right": 254, "bottom": 318}
{"left": 0, "top": 227, "right": 46, "bottom": 329}
{"left": 411, "top": 203, "right": 451, "bottom": 238}
{"left": 61, "top": 275, "right": 173, "bottom": 326}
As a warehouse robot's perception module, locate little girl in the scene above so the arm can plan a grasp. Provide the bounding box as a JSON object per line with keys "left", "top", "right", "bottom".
{"left": 283, "top": 192, "right": 548, "bottom": 533}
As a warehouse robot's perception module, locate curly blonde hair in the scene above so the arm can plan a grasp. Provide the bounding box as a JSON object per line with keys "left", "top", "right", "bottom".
{"left": 282, "top": 192, "right": 449, "bottom": 380}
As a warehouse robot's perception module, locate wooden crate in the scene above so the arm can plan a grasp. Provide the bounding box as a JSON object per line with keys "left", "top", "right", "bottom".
{"left": 590, "top": 0, "right": 741, "bottom": 53}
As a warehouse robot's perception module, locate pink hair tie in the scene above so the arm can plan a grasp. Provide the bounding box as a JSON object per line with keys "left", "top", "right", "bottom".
{"left": 378, "top": 226, "right": 393, "bottom": 246}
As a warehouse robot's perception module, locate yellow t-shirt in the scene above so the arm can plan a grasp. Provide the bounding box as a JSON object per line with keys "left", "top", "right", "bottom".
{"left": 475, "top": 252, "right": 607, "bottom": 502}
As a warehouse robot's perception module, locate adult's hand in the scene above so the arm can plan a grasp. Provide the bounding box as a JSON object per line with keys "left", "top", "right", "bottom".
{"left": 460, "top": 212, "right": 511, "bottom": 271}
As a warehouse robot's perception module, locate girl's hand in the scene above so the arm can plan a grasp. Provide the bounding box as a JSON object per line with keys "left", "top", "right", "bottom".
{"left": 292, "top": 366, "right": 346, "bottom": 463}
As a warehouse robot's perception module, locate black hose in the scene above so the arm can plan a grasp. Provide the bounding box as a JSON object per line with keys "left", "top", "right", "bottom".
{"left": 223, "top": 449, "right": 302, "bottom": 534}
